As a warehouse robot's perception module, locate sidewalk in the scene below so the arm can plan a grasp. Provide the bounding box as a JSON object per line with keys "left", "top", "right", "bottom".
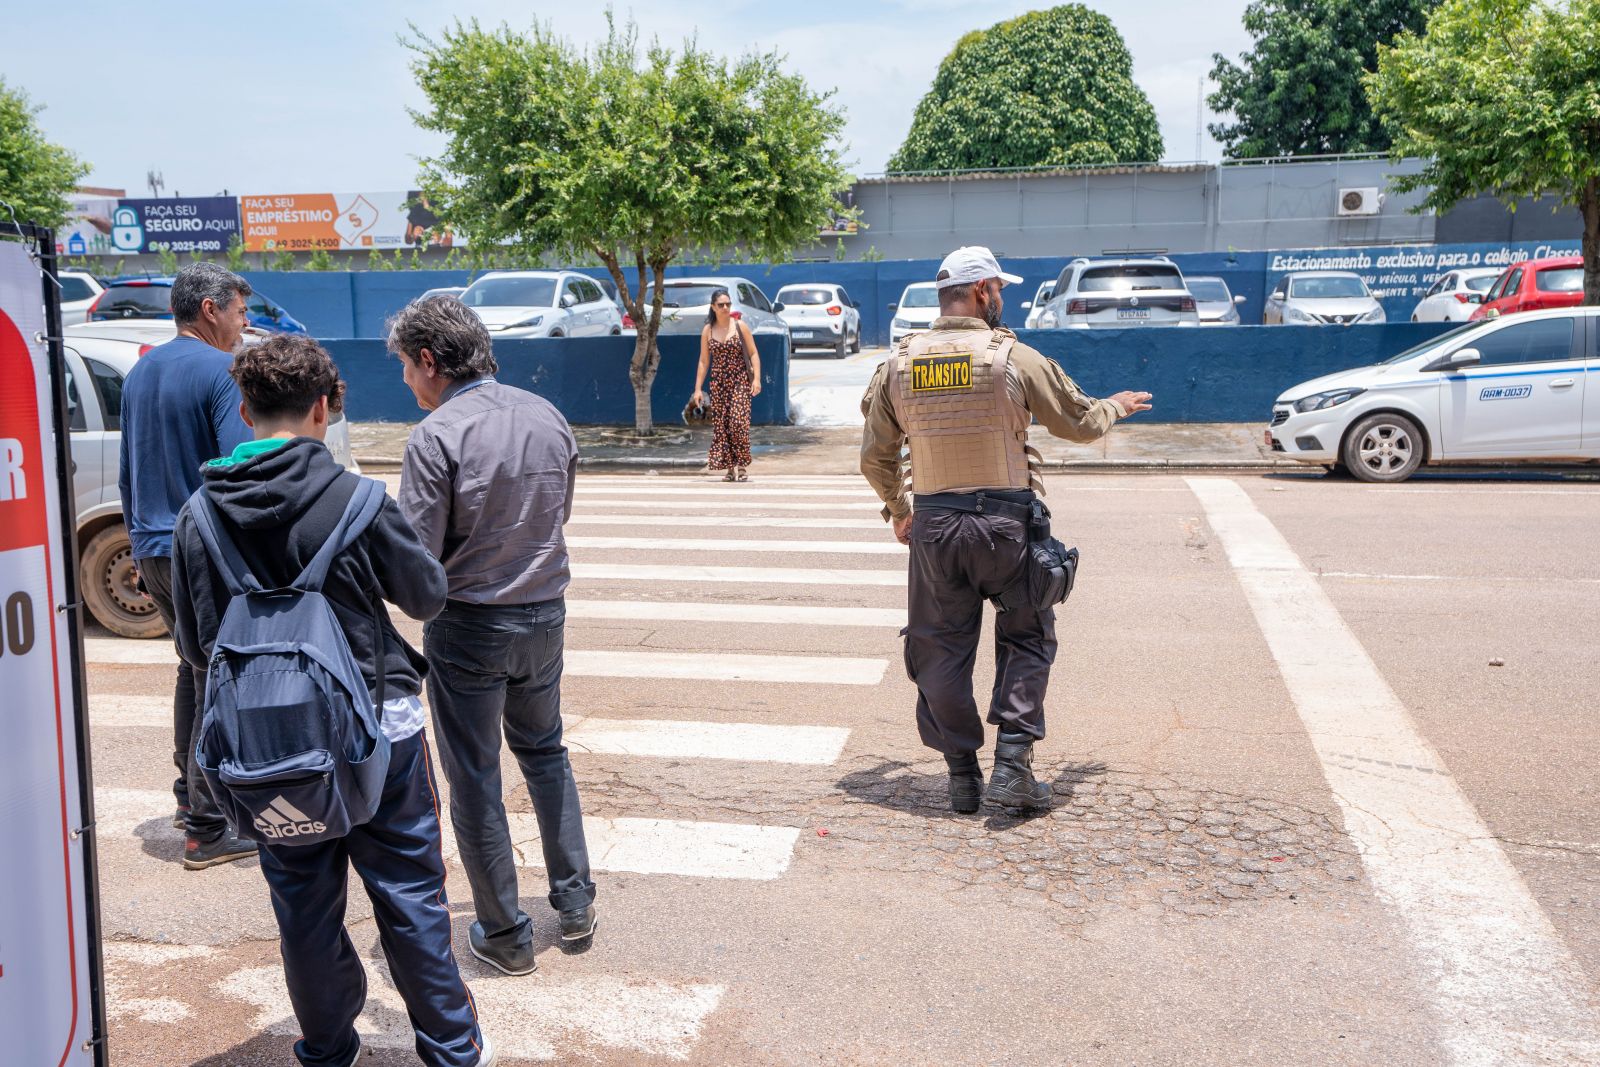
{"left": 349, "top": 420, "right": 1292, "bottom": 473}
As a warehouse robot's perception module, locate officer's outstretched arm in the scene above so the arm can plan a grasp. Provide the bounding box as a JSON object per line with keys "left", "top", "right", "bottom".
{"left": 859, "top": 362, "right": 910, "bottom": 522}
{"left": 1018, "top": 347, "right": 1146, "bottom": 443}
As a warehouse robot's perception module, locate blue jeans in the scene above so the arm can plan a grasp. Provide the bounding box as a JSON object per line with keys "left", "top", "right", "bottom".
{"left": 255, "top": 731, "right": 483, "bottom": 1067}
{"left": 424, "top": 598, "right": 595, "bottom": 953}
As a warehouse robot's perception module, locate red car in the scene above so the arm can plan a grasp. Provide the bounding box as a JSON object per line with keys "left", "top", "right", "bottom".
{"left": 1470, "top": 255, "right": 1584, "bottom": 320}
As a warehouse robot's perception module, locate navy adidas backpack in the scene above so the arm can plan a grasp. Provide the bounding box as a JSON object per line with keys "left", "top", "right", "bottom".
{"left": 187, "top": 477, "right": 390, "bottom": 846}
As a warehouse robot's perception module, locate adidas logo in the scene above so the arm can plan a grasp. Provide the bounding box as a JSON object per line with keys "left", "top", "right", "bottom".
{"left": 252, "top": 795, "right": 328, "bottom": 839}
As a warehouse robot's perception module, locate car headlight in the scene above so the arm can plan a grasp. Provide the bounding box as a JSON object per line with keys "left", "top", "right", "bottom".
{"left": 1293, "top": 388, "right": 1365, "bottom": 413}
{"left": 1038, "top": 312, "right": 1057, "bottom": 328}
{"left": 1282, "top": 304, "right": 1316, "bottom": 324}
{"left": 892, "top": 317, "right": 911, "bottom": 329}
{"left": 1359, "top": 307, "right": 1386, "bottom": 323}
{"left": 509, "top": 314, "right": 544, "bottom": 329}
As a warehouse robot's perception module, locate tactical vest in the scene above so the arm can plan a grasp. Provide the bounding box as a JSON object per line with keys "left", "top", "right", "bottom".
{"left": 886, "top": 326, "right": 1042, "bottom": 496}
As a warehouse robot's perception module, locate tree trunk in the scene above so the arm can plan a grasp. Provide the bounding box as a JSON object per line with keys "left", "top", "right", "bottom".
{"left": 628, "top": 328, "right": 659, "bottom": 434}
{"left": 1582, "top": 178, "right": 1600, "bottom": 308}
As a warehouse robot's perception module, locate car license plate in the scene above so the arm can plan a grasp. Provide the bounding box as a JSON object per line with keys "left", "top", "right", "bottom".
{"left": 1263, "top": 429, "right": 1273, "bottom": 448}
{"left": 792, "top": 330, "right": 813, "bottom": 339}
{"left": 1117, "top": 308, "right": 1150, "bottom": 321}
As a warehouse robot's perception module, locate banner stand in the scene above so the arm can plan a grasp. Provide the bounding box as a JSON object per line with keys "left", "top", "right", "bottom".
{"left": 1, "top": 222, "right": 110, "bottom": 1064}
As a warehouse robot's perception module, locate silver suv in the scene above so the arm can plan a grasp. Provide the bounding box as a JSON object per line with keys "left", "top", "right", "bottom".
{"left": 1035, "top": 257, "right": 1199, "bottom": 328}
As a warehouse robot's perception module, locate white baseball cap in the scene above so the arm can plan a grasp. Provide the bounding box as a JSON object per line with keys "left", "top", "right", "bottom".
{"left": 935, "top": 245, "right": 1024, "bottom": 289}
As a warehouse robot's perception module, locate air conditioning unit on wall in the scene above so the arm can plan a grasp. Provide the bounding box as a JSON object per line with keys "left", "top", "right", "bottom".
{"left": 1338, "top": 187, "right": 1383, "bottom": 216}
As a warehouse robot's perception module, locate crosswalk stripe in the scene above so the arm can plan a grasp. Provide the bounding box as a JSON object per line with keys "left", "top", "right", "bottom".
{"left": 89, "top": 694, "right": 170, "bottom": 728}
{"left": 573, "top": 562, "right": 904, "bottom": 586}
{"left": 582, "top": 476, "right": 866, "bottom": 486}
{"left": 566, "top": 650, "right": 885, "bottom": 685}
{"left": 85, "top": 637, "right": 177, "bottom": 665}
{"left": 580, "top": 499, "right": 878, "bottom": 512}
{"left": 575, "top": 486, "right": 878, "bottom": 498}
{"left": 566, "top": 718, "right": 849, "bottom": 764}
{"left": 568, "top": 599, "right": 903, "bottom": 627}
{"left": 569, "top": 514, "right": 884, "bottom": 530}
{"left": 478, "top": 813, "right": 802, "bottom": 881}
{"left": 569, "top": 535, "right": 900, "bottom": 555}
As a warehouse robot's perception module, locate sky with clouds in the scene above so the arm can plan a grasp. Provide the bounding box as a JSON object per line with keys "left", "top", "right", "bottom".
{"left": 8, "top": 1, "right": 1254, "bottom": 196}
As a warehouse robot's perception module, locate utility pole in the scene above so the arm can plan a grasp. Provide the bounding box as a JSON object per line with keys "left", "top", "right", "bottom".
{"left": 1195, "top": 77, "right": 1204, "bottom": 162}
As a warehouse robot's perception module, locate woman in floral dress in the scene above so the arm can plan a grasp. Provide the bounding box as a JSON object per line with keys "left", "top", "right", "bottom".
{"left": 692, "top": 287, "right": 762, "bottom": 481}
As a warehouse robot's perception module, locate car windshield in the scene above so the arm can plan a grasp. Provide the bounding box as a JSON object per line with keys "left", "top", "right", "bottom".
{"left": 777, "top": 287, "right": 834, "bottom": 306}
{"left": 1078, "top": 266, "right": 1184, "bottom": 292}
{"left": 1187, "top": 279, "right": 1230, "bottom": 302}
{"left": 899, "top": 286, "right": 939, "bottom": 308}
{"left": 1537, "top": 267, "right": 1582, "bottom": 293}
{"left": 462, "top": 277, "right": 557, "bottom": 307}
{"left": 655, "top": 284, "right": 726, "bottom": 308}
{"left": 1464, "top": 274, "right": 1497, "bottom": 293}
{"left": 1290, "top": 275, "right": 1369, "bottom": 299}
{"left": 95, "top": 284, "right": 171, "bottom": 316}
{"left": 1380, "top": 322, "right": 1481, "bottom": 364}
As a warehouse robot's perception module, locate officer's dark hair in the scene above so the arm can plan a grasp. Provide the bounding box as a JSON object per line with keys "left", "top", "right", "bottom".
{"left": 231, "top": 334, "right": 346, "bottom": 422}
{"left": 171, "top": 262, "right": 251, "bottom": 325}
{"left": 705, "top": 287, "right": 732, "bottom": 328}
{"left": 936, "top": 270, "right": 975, "bottom": 307}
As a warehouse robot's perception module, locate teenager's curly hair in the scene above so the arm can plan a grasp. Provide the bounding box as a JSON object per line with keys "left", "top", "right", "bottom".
{"left": 230, "top": 335, "right": 347, "bottom": 421}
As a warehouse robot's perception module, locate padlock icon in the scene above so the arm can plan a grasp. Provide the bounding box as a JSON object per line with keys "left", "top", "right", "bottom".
{"left": 111, "top": 207, "right": 143, "bottom": 252}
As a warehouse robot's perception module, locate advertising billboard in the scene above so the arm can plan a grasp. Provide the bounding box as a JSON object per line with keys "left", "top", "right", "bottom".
{"left": 0, "top": 239, "right": 103, "bottom": 1063}
{"left": 55, "top": 194, "right": 121, "bottom": 257}
{"left": 108, "top": 197, "right": 242, "bottom": 255}
{"left": 239, "top": 190, "right": 459, "bottom": 252}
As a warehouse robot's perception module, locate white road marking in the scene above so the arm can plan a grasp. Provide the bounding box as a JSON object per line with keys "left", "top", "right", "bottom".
{"left": 1187, "top": 476, "right": 1600, "bottom": 1066}
{"left": 1319, "top": 570, "right": 1600, "bottom": 586}
{"left": 89, "top": 693, "right": 170, "bottom": 728}
{"left": 567, "top": 599, "right": 902, "bottom": 627}
{"left": 576, "top": 486, "right": 878, "bottom": 498}
{"left": 85, "top": 637, "right": 177, "bottom": 665}
{"left": 570, "top": 513, "right": 884, "bottom": 530}
{"left": 573, "top": 562, "right": 904, "bottom": 586}
{"left": 566, "top": 650, "right": 885, "bottom": 686}
{"left": 566, "top": 718, "right": 850, "bottom": 764}
{"left": 104, "top": 943, "right": 216, "bottom": 1025}
{"left": 448, "top": 813, "right": 802, "bottom": 881}
{"left": 580, "top": 499, "right": 879, "bottom": 512}
{"left": 217, "top": 964, "right": 723, "bottom": 1062}
{"left": 570, "top": 535, "right": 900, "bottom": 555}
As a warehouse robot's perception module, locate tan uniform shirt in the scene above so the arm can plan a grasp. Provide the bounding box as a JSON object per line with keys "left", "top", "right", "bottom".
{"left": 859, "top": 316, "right": 1126, "bottom": 521}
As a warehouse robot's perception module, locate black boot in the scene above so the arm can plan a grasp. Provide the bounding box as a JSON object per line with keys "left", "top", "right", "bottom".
{"left": 986, "top": 732, "right": 1052, "bottom": 811}
{"left": 945, "top": 752, "right": 984, "bottom": 814}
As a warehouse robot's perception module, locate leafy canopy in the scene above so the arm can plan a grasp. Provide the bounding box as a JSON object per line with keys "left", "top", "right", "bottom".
{"left": 0, "top": 78, "right": 89, "bottom": 232}
{"left": 889, "top": 5, "right": 1163, "bottom": 172}
{"left": 1208, "top": 0, "right": 1436, "bottom": 159}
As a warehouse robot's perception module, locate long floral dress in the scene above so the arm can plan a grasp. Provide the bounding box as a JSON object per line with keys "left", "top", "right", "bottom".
{"left": 706, "top": 328, "right": 753, "bottom": 471}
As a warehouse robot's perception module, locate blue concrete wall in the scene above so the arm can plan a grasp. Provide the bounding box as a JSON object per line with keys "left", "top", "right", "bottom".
{"left": 326, "top": 333, "right": 790, "bottom": 425}
{"left": 1017, "top": 322, "right": 1457, "bottom": 422}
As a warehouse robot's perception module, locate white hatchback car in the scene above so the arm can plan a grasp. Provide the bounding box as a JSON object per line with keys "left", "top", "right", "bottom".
{"left": 890, "top": 282, "right": 940, "bottom": 344}
{"left": 774, "top": 283, "right": 862, "bottom": 357}
{"left": 460, "top": 271, "right": 624, "bottom": 337}
{"left": 1409, "top": 268, "right": 1502, "bottom": 323}
{"left": 58, "top": 270, "right": 106, "bottom": 325}
{"left": 1268, "top": 307, "right": 1600, "bottom": 482}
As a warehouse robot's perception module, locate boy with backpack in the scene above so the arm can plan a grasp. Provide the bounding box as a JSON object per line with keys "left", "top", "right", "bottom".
{"left": 169, "top": 335, "right": 495, "bottom": 1067}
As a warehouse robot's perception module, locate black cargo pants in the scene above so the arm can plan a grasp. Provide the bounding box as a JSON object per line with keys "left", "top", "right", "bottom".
{"left": 902, "top": 493, "right": 1057, "bottom": 755}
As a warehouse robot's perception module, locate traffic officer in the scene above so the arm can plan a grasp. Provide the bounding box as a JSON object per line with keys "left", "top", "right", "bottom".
{"left": 859, "top": 246, "right": 1152, "bottom": 813}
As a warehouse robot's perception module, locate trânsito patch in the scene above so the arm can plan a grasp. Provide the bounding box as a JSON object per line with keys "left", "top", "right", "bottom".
{"left": 910, "top": 352, "right": 973, "bottom": 392}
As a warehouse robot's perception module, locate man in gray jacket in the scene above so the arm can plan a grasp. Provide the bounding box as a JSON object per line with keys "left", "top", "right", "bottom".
{"left": 391, "top": 296, "right": 596, "bottom": 977}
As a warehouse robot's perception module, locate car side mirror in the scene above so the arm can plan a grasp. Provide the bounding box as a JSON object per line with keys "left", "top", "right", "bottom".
{"left": 1234, "top": 294, "right": 1246, "bottom": 304}
{"left": 772, "top": 302, "right": 785, "bottom": 313}
{"left": 1426, "top": 347, "right": 1481, "bottom": 372}
{"left": 1467, "top": 293, "right": 1483, "bottom": 303}
{"left": 1020, "top": 300, "right": 1033, "bottom": 310}
{"left": 560, "top": 292, "right": 577, "bottom": 308}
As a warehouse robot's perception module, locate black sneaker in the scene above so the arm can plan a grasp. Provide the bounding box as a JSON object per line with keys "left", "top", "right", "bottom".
{"left": 182, "top": 830, "right": 258, "bottom": 870}
{"left": 469, "top": 921, "right": 537, "bottom": 976}
{"left": 558, "top": 904, "right": 598, "bottom": 942}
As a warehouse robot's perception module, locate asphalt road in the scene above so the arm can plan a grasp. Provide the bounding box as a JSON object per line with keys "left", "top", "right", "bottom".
{"left": 85, "top": 469, "right": 1600, "bottom": 1065}
{"left": 788, "top": 346, "right": 885, "bottom": 427}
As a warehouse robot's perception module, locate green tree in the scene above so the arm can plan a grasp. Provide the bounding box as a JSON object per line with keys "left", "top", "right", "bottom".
{"left": 0, "top": 78, "right": 89, "bottom": 230}
{"left": 888, "top": 6, "right": 1161, "bottom": 172}
{"left": 156, "top": 245, "right": 179, "bottom": 275}
{"left": 272, "top": 249, "right": 296, "bottom": 272}
{"left": 1209, "top": 0, "right": 1435, "bottom": 159}
{"left": 1367, "top": 0, "right": 1600, "bottom": 304}
{"left": 225, "top": 233, "right": 247, "bottom": 272}
{"left": 307, "top": 248, "right": 335, "bottom": 271}
{"left": 408, "top": 17, "right": 850, "bottom": 432}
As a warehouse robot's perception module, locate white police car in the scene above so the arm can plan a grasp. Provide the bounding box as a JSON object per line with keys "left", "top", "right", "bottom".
{"left": 1268, "top": 307, "right": 1600, "bottom": 482}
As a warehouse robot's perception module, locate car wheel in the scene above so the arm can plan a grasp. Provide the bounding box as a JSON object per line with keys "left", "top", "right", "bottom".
{"left": 850, "top": 330, "right": 861, "bottom": 354}
{"left": 834, "top": 334, "right": 848, "bottom": 359}
{"left": 81, "top": 525, "right": 167, "bottom": 638}
{"left": 1342, "top": 413, "right": 1424, "bottom": 484}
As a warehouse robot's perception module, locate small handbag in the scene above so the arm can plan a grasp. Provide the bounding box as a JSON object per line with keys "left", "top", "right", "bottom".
{"left": 683, "top": 394, "right": 712, "bottom": 424}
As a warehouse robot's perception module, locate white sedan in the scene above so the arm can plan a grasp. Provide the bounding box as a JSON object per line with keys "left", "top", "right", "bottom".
{"left": 1267, "top": 307, "right": 1599, "bottom": 482}
{"left": 1409, "top": 268, "right": 1501, "bottom": 323}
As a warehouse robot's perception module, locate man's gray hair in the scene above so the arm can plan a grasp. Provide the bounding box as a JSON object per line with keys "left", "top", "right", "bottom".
{"left": 171, "top": 262, "right": 251, "bottom": 325}
{"left": 386, "top": 295, "right": 498, "bottom": 379}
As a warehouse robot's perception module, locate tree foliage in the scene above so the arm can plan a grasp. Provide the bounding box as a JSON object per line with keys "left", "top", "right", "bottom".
{"left": 1366, "top": 0, "right": 1600, "bottom": 304}
{"left": 888, "top": 5, "right": 1162, "bottom": 172}
{"left": 1208, "top": 0, "right": 1436, "bottom": 159}
{"left": 0, "top": 78, "right": 89, "bottom": 232}
{"left": 408, "top": 18, "right": 851, "bottom": 431}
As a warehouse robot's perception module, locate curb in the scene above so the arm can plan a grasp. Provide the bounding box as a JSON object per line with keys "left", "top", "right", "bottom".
{"left": 357, "top": 455, "right": 1298, "bottom": 473}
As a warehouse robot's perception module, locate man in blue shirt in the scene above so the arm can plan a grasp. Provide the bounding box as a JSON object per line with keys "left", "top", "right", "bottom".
{"left": 118, "top": 262, "right": 257, "bottom": 869}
